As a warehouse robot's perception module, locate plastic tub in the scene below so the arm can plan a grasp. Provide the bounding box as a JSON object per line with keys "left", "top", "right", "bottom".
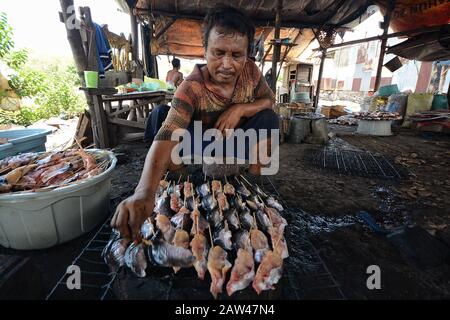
{"left": 378, "top": 84, "right": 399, "bottom": 97}
{"left": 0, "top": 128, "right": 53, "bottom": 160}
{"left": 357, "top": 120, "right": 393, "bottom": 136}
{"left": 0, "top": 150, "right": 117, "bottom": 250}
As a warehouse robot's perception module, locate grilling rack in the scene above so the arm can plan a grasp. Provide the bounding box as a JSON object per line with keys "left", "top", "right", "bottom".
{"left": 46, "top": 176, "right": 345, "bottom": 300}
{"left": 306, "top": 147, "right": 403, "bottom": 179}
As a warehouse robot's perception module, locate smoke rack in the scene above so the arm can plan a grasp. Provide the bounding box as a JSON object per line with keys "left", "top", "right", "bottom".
{"left": 46, "top": 175, "right": 345, "bottom": 300}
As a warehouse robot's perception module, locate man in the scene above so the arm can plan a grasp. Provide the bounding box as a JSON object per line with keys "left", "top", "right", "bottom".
{"left": 112, "top": 6, "right": 279, "bottom": 241}
{"left": 166, "top": 58, "right": 183, "bottom": 88}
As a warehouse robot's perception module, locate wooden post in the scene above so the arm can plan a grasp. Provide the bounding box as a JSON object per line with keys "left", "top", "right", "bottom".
{"left": 270, "top": 0, "right": 282, "bottom": 93}
{"left": 130, "top": 11, "right": 139, "bottom": 62}
{"left": 314, "top": 49, "right": 326, "bottom": 109}
{"left": 374, "top": 0, "right": 395, "bottom": 92}
{"left": 92, "top": 95, "right": 110, "bottom": 148}
{"left": 60, "top": 0, "right": 102, "bottom": 148}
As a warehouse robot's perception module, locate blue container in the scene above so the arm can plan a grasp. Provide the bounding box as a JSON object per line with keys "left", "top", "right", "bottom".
{"left": 378, "top": 84, "right": 399, "bottom": 96}
{"left": 431, "top": 94, "right": 448, "bottom": 110}
{"left": 0, "top": 128, "right": 52, "bottom": 159}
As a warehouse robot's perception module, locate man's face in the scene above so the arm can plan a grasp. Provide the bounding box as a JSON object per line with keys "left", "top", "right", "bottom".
{"left": 205, "top": 26, "right": 248, "bottom": 85}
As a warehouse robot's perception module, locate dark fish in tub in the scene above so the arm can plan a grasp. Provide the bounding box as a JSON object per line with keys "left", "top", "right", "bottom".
{"left": 207, "top": 208, "right": 222, "bottom": 228}
{"left": 148, "top": 231, "right": 195, "bottom": 268}
{"left": 102, "top": 231, "right": 131, "bottom": 272}
{"left": 224, "top": 208, "right": 240, "bottom": 231}
{"left": 196, "top": 182, "right": 211, "bottom": 197}
{"left": 141, "top": 219, "right": 155, "bottom": 240}
{"left": 266, "top": 196, "right": 284, "bottom": 212}
{"left": 232, "top": 229, "right": 252, "bottom": 253}
{"left": 213, "top": 221, "right": 232, "bottom": 251}
{"left": 124, "top": 242, "right": 147, "bottom": 277}
{"left": 255, "top": 209, "right": 273, "bottom": 232}
{"left": 239, "top": 207, "right": 254, "bottom": 230}
{"left": 202, "top": 194, "right": 217, "bottom": 211}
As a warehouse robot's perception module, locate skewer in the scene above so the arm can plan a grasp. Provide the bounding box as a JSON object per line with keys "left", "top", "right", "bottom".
{"left": 208, "top": 226, "right": 214, "bottom": 247}
{"left": 163, "top": 171, "right": 169, "bottom": 181}
{"left": 177, "top": 175, "right": 182, "bottom": 184}
{"left": 240, "top": 174, "right": 252, "bottom": 186}
{"left": 204, "top": 172, "right": 207, "bottom": 182}
{"left": 252, "top": 211, "right": 258, "bottom": 230}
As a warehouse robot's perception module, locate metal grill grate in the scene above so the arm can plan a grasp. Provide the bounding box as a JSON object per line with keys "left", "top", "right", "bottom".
{"left": 306, "top": 147, "right": 403, "bottom": 179}
{"left": 45, "top": 219, "right": 117, "bottom": 300}
{"left": 46, "top": 175, "right": 345, "bottom": 300}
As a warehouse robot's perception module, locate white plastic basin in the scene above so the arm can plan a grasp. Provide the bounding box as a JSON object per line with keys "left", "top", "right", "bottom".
{"left": 0, "top": 149, "right": 117, "bottom": 250}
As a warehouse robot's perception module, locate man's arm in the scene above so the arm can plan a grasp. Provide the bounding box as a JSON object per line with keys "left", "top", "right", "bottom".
{"left": 111, "top": 140, "right": 177, "bottom": 241}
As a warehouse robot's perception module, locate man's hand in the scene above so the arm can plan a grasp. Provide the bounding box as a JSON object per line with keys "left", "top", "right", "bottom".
{"left": 214, "top": 104, "right": 244, "bottom": 136}
{"left": 110, "top": 190, "right": 154, "bottom": 243}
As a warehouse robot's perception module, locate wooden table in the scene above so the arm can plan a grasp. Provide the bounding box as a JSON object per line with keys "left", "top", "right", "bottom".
{"left": 81, "top": 87, "right": 174, "bottom": 148}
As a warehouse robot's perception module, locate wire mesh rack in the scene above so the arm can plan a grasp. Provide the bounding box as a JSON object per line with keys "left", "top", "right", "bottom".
{"left": 45, "top": 218, "right": 118, "bottom": 300}
{"left": 46, "top": 175, "right": 345, "bottom": 300}
{"left": 305, "top": 147, "right": 403, "bottom": 179}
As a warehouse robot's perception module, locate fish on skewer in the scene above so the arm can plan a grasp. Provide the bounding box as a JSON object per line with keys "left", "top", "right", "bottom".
{"left": 102, "top": 231, "right": 131, "bottom": 272}
{"left": 170, "top": 193, "right": 182, "bottom": 213}
{"left": 196, "top": 182, "right": 211, "bottom": 198}
{"left": 211, "top": 179, "right": 222, "bottom": 195}
{"left": 207, "top": 245, "right": 232, "bottom": 299}
{"left": 229, "top": 193, "right": 246, "bottom": 211}
{"left": 223, "top": 176, "right": 235, "bottom": 196}
{"left": 201, "top": 194, "right": 217, "bottom": 211}
{"left": 124, "top": 242, "right": 147, "bottom": 277}
{"left": 255, "top": 209, "right": 273, "bottom": 232}
{"left": 264, "top": 207, "right": 287, "bottom": 233}
{"left": 226, "top": 248, "right": 255, "bottom": 296}
{"left": 250, "top": 229, "right": 270, "bottom": 263}
{"left": 266, "top": 196, "right": 284, "bottom": 212}
{"left": 155, "top": 183, "right": 173, "bottom": 217}
{"left": 148, "top": 231, "right": 195, "bottom": 268}
{"left": 224, "top": 208, "right": 240, "bottom": 231}
{"left": 172, "top": 229, "right": 191, "bottom": 273}
{"left": 232, "top": 229, "right": 252, "bottom": 254}
{"left": 156, "top": 214, "right": 175, "bottom": 243}
{"left": 184, "top": 177, "right": 194, "bottom": 198}
{"left": 239, "top": 207, "right": 255, "bottom": 230}
{"left": 216, "top": 191, "right": 230, "bottom": 212}
{"left": 206, "top": 208, "right": 222, "bottom": 229}
{"left": 141, "top": 219, "right": 156, "bottom": 240}
{"left": 268, "top": 227, "right": 289, "bottom": 259}
{"left": 236, "top": 181, "right": 251, "bottom": 199}
{"left": 213, "top": 221, "right": 233, "bottom": 251}
{"left": 190, "top": 233, "right": 209, "bottom": 280}
{"left": 170, "top": 205, "right": 191, "bottom": 230}
{"left": 190, "top": 198, "right": 209, "bottom": 235}
{"left": 252, "top": 251, "right": 283, "bottom": 295}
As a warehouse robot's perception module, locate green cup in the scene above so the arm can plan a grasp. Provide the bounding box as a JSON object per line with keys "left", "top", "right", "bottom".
{"left": 84, "top": 71, "right": 99, "bottom": 88}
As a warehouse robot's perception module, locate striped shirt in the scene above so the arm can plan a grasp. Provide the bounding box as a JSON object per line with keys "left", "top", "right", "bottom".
{"left": 154, "top": 59, "right": 275, "bottom": 141}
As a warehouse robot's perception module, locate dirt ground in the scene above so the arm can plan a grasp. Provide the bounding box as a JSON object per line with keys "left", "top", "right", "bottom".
{"left": 109, "top": 125, "right": 450, "bottom": 299}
